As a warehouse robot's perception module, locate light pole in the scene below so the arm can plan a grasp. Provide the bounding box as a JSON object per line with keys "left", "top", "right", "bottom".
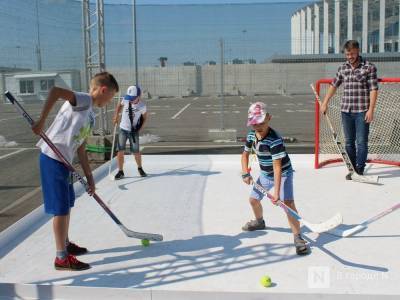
{"left": 132, "top": 0, "right": 139, "bottom": 85}
{"left": 128, "top": 41, "right": 133, "bottom": 81}
{"left": 35, "top": 0, "right": 42, "bottom": 70}
{"left": 242, "top": 29, "right": 247, "bottom": 63}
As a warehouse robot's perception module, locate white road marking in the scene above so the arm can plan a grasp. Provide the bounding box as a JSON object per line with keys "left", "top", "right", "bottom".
{"left": 201, "top": 111, "right": 207, "bottom": 114}
{"left": 240, "top": 96, "right": 244, "bottom": 99}
{"left": 171, "top": 103, "right": 191, "bottom": 119}
{"left": 193, "top": 97, "right": 199, "bottom": 101}
{"left": 0, "top": 186, "right": 42, "bottom": 215}
{"left": 0, "top": 148, "right": 27, "bottom": 160}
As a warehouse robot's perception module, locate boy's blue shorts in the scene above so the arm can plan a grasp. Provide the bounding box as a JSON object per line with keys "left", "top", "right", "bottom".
{"left": 250, "top": 172, "right": 294, "bottom": 201}
{"left": 39, "top": 153, "right": 75, "bottom": 216}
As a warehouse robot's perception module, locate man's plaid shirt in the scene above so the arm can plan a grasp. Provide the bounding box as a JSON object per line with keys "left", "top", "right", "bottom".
{"left": 331, "top": 56, "right": 378, "bottom": 113}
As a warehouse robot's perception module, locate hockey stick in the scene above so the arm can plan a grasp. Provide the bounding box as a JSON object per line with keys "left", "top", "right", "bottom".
{"left": 5, "top": 91, "right": 163, "bottom": 242}
{"left": 108, "top": 123, "right": 117, "bottom": 180}
{"left": 253, "top": 182, "right": 342, "bottom": 233}
{"left": 328, "top": 202, "right": 400, "bottom": 237}
{"left": 310, "top": 84, "right": 379, "bottom": 184}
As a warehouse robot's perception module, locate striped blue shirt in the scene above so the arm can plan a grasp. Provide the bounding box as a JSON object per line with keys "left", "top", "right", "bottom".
{"left": 244, "top": 128, "right": 293, "bottom": 178}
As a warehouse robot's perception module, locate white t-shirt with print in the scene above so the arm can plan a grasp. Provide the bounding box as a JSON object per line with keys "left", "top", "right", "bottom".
{"left": 37, "top": 92, "right": 95, "bottom": 164}
{"left": 119, "top": 100, "right": 147, "bottom": 131}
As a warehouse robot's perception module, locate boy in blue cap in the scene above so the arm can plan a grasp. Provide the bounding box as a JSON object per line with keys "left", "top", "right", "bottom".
{"left": 113, "top": 85, "right": 148, "bottom": 179}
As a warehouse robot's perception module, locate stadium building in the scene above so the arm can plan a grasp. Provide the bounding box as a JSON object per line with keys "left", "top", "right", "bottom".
{"left": 291, "top": 0, "right": 400, "bottom": 54}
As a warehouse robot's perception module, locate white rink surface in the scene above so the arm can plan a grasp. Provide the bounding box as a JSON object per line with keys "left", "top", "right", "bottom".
{"left": 0, "top": 155, "right": 399, "bottom": 299}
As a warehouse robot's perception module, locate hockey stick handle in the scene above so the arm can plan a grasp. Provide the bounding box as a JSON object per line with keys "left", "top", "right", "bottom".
{"left": 310, "top": 84, "right": 338, "bottom": 138}
{"left": 5, "top": 91, "right": 124, "bottom": 226}
{"left": 253, "top": 182, "right": 301, "bottom": 222}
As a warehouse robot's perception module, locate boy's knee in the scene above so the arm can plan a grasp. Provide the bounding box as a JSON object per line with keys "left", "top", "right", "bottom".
{"left": 249, "top": 198, "right": 260, "bottom": 206}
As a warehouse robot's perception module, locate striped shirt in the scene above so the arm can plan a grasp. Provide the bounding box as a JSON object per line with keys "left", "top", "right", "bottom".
{"left": 331, "top": 56, "right": 378, "bottom": 113}
{"left": 244, "top": 128, "right": 293, "bottom": 178}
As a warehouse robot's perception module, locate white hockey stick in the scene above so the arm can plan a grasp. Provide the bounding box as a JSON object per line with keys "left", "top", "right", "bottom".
{"left": 328, "top": 202, "right": 400, "bottom": 237}
{"left": 108, "top": 123, "right": 117, "bottom": 180}
{"left": 108, "top": 93, "right": 121, "bottom": 180}
{"left": 310, "top": 84, "right": 379, "bottom": 184}
{"left": 253, "top": 183, "right": 342, "bottom": 233}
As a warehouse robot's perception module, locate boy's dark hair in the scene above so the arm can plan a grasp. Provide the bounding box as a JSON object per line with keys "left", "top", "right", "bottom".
{"left": 343, "top": 40, "right": 360, "bottom": 52}
{"left": 91, "top": 72, "right": 119, "bottom": 92}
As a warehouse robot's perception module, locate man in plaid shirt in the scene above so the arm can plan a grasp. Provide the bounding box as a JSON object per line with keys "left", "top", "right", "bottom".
{"left": 320, "top": 40, "right": 378, "bottom": 180}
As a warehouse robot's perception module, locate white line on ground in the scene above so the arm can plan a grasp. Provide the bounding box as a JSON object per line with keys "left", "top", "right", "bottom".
{"left": 0, "top": 186, "right": 42, "bottom": 215}
{"left": 141, "top": 143, "right": 313, "bottom": 149}
{"left": 0, "top": 149, "right": 27, "bottom": 160}
{"left": 240, "top": 96, "right": 244, "bottom": 99}
{"left": 171, "top": 103, "right": 191, "bottom": 119}
{"left": 193, "top": 97, "right": 198, "bottom": 100}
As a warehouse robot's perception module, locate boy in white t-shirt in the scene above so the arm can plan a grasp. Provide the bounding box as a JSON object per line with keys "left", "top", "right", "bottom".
{"left": 33, "top": 72, "right": 119, "bottom": 271}
{"left": 112, "top": 85, "right": 148, "bottom": 179}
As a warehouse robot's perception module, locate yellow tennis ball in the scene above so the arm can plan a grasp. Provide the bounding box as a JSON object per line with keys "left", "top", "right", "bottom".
{"left": 260, "top": 275, "right": 272, "bottom": 287}
{"left": 141, "top": 239, "right": 150, "bottom": 247}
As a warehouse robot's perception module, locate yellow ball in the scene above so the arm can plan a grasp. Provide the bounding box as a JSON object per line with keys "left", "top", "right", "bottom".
{"left": 260, "top": 275, "right": 272, "bottom": 287}
{"left": 141, "top": 239, "right": 150, "bottom": 247}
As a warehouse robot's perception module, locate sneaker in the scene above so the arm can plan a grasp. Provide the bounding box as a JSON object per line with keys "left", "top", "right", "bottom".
{"left": 356, "top": 168, "right": 364, "bottom": 175}
{"left": 242, "top": 219, "right": 266, "bottom": 231}
{"left": 114, "top": 170, "right": 124, "bottom": 180}
{"left": 54, "top": 254, "right": 90, "bottom": 271}
{"left": 294, "top": 234, "right": 310, "bottom": 255}
{"left": 138, "top": 167, "right": 147, "bottom": 177}
{"left": 67, "top": 242, "right": 88, "bottom": 256}
{"left": 345, "top": 172, "right": 353, "bottom": 180}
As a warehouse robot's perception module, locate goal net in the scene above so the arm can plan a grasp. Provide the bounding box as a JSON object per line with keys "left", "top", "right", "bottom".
{"left": 314, "top": 78, "right": 400, "bottom": 169}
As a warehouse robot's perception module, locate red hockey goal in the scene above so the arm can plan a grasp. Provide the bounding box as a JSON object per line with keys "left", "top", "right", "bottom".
{"left": 314, "top": 78, "right": 400, "bottom": 169}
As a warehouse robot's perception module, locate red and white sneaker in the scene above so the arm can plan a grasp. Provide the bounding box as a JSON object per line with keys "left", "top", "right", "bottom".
{"left": 66, "top": 241, "right": 88, "bottom": 256}
{"left": 54, "top": 254, "right": 90, "bottom": 271}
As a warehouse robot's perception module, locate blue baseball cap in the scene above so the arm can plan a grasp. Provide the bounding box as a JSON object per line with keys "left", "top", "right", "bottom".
{"left": 124, "top": 85, "right": 141, "bottom": 101}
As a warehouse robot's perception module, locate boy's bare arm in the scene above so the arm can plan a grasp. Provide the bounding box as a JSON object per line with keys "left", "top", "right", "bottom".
{"left": 77, "top": 142, "right": 95, "bottom": 195}
{"left": 241, "top": 151, "right": 250, "bottom": 173}
{"left": 272, "top": 158, "right": 282, "bottom": 204}
{"left": 241, "top": 151, "right": 252, "bottom": 185}
{"left": 112, "top": 102, "right": 123, "bottom": 124}
{"left": 32, "top": 87, "right": 76, "bottom": 135}
{"left": 140, "top": 112, "right": 149, "bottom": 130}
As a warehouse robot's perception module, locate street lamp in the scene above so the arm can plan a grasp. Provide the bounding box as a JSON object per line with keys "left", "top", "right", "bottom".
{"left": 242, "top": 29, "right": 247, "bottom": 63}
{"left": 128, "top": 41, "right": 133, "bottom": 81}
{"left": 132, "top": 0, "right": 138, "bottom": 85}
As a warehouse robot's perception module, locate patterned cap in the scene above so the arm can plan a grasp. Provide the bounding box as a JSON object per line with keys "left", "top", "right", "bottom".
{"left": 247, "top": 102, "right": 267, "bottom": 126}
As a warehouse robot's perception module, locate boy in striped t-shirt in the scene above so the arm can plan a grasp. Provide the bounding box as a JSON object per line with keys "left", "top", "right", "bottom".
{"left": 241, "top": 102, "right": 309, "bottom": 255}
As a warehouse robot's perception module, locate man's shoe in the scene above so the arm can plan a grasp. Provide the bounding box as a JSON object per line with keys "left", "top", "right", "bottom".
{"left": 67, "top": 242, "right": 88, "bottom": 256}
{"left": 138, "top": 167, "right": 147, "bottom": 177}
{"left": 242, "top": 219, "right": 266, "bottom": 231}
{"left": 345, "top": 172, "right": 353, "bottom": 180}
{"left": 114, "top": 170, "right": 124, "bottom": 180}
{"left": 54, "top": 254, "right": 90, "bottom": 271}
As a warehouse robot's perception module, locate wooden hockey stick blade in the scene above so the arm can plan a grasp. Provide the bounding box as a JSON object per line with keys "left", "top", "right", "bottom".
{"left": 351, "top": 172, "right": 379, "bottom": 184}
{"left": 121, "top": 225, "right": 163, "bottom": 241}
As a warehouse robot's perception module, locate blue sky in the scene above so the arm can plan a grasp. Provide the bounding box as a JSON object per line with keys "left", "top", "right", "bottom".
{"left": 104, "top": 0, "right": 308, "bottom": 5}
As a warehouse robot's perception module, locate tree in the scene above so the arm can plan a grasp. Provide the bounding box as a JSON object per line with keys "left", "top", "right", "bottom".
{"left": 159, "top": 57, "right": 168, "bottom": 67}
